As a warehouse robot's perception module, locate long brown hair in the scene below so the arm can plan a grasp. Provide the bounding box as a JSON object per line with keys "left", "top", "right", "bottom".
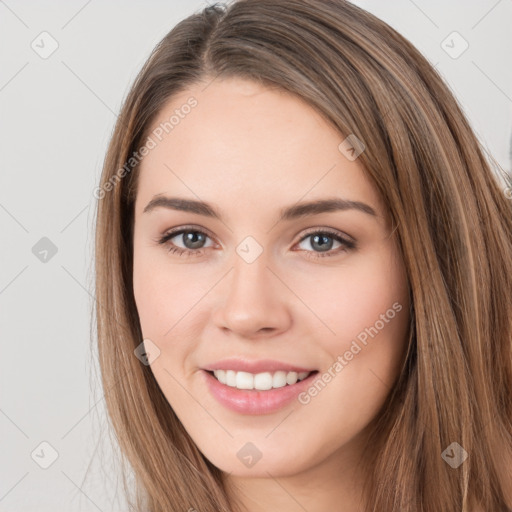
{"left": 93, "top": 1, "right": 512, "bottom": 510}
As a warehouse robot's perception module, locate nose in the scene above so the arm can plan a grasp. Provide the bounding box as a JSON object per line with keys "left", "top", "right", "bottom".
{"left": 212, "top": 252, "right": 292, "bottom": 338}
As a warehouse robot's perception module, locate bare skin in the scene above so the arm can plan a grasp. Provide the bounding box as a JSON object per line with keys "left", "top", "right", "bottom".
{"left": 132, "top": 76, "right": 411, "bottom": 511}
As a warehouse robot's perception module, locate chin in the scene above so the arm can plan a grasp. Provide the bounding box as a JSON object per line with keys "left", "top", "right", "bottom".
{"left": 204, "top": 448, "right": 309, "bottom": 478}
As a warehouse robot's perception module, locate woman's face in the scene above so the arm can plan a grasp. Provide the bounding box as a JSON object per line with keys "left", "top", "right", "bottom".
{"left": 132, "top": 77, "right": 410, "bottom": 479}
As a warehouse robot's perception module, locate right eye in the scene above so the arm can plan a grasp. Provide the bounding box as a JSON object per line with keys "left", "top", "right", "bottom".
{"left": 157, "top": 227, "right": 216, "bottom": 257}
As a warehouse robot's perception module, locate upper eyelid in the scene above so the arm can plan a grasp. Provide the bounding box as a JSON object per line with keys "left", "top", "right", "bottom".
{"left": 298, "top": 226, "right": 353, "bottom": 241}
{"left": 161, "top": 225, "right": 353, "bottom": 247}
{"left": 161, "top": 225, "right": 217, "bottom": 245}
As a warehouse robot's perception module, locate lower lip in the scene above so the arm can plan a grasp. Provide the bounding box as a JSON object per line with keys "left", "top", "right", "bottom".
{"left": 202, "top": 370, "right": 318, "bottom": 415}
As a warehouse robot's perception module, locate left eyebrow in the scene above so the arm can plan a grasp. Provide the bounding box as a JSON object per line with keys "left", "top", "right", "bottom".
{"left": 143, "top": 196, "right": 378, "bottom": 221}
{"left": 279, "top": 197, "right": 377, "bottom": 220}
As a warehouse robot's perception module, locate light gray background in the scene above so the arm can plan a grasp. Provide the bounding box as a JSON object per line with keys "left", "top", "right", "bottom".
{"left": 1, "top": 1, "right": 511, "bottom": 511}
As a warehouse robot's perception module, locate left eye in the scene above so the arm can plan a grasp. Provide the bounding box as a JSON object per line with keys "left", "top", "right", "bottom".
{"left": 157, "top": 227, "right": 356, "bottom": 258}
{"left": 294, "top": 229, "right": 356, "bottom": 258}
{"left": 297, "top": 231, "right": 347, "bottom": 253}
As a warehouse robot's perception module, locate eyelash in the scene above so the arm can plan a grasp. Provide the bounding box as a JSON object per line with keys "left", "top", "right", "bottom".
{"left": 156, "top": 225, "right": 356, "bottom": 260}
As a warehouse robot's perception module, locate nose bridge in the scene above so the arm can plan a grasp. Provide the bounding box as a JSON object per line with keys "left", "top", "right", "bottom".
{"left": 228, "top": 244, "right": 274, "bottom": 304}
{"left": 213, "top": 242, "right": 291, "bottom": 335}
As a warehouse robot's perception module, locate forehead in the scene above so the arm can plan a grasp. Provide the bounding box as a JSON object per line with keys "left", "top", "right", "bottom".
{"left": 135, "top": 77, "right": 386, "bottom": 224}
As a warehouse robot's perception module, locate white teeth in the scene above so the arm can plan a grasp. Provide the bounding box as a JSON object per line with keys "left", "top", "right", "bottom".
{"left": 212, "top": 369, "right": 312, "bottom": 390}
{"left": 236, "top": 371, "right": 254, "bottom": 390}
{"left": 225, "top": 370, "right": 236, "bottom": 387}
{"left": 273, "top": 371, "right": 288, "bottom": 389}
{"left": 255, "top": 372, "right": 273, "bottom": 390}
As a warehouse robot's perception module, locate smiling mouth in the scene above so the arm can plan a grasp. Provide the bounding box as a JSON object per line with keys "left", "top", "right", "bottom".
{"left": 206, "top": 369, "right": 319, "bottom": 391}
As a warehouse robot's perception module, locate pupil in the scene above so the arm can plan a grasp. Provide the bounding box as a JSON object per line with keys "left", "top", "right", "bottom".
{"left": 184, "top": 231, "right": 205, "bottom": 249}
{"left": 312, "top": 234, "right": 333, "bottom": 252}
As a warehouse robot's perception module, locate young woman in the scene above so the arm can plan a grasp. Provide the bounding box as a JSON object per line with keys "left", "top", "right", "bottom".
{"left": 93, "top": 1, "right": 512, "bottom": 510}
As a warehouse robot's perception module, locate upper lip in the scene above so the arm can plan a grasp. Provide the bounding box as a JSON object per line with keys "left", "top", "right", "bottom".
{"left": 202, "top": 358, "right": 316, "bottom": 374}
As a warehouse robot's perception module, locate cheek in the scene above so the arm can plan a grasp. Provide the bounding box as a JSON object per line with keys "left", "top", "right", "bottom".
{"left": 291, "top": 251, "right": 409, "bottom": 441}
{"left": 132, "top": 244, "right": 214, "bottom": 350}
{"left": 133, "top": 243, "right": 182, "bottom": 339}
{"left": 295, "top": 248, "right": 409, "bottom": 349}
